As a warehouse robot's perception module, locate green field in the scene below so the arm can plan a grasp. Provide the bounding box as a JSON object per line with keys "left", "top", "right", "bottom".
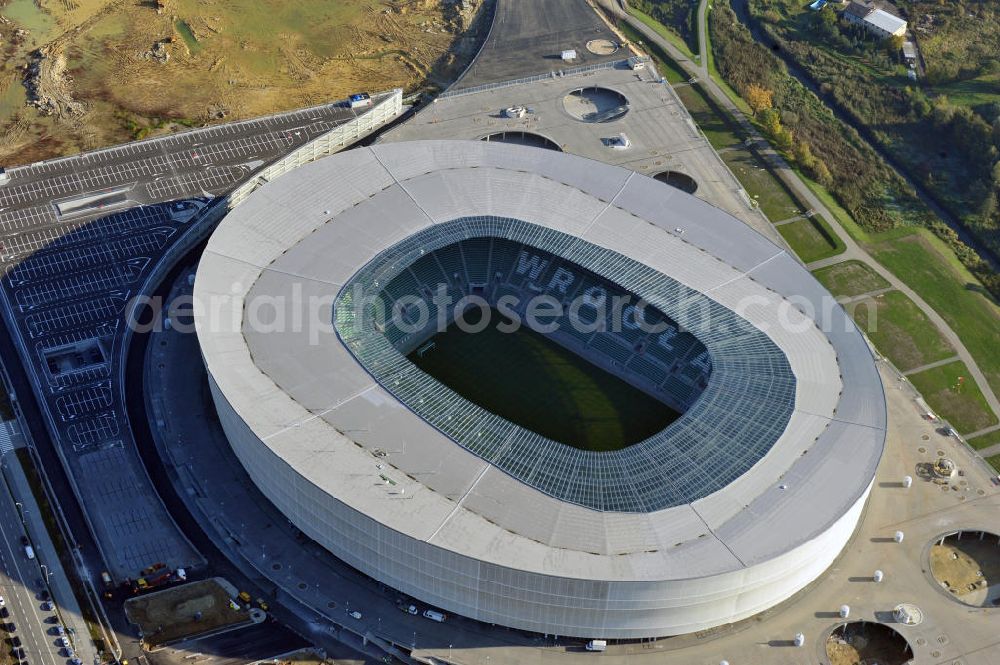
{"left": 812, "top": 260, "right": 890, "bottom": 298}
{"left": 969, "top": 429, "right": 1000, "bottom": 451}
{"left": 986, "top": 455, "right": 1000, "bottom": 473}
{"left": 720, "top": 151, "right": 803, "bottom": 221}
{"left": 908, "top": 361, "right": 999, "bottom": 435}
{"left": 849, "top": 290, "right": 955, "bottom": 373}
{"left": 868, "top": 234, "right": 1000, "bottom": 398}
{"left": 777, "top": 215, "right": 845, "bottom": 263}
{"left": 409, "top": 311, "right": 678, "bottom": 451}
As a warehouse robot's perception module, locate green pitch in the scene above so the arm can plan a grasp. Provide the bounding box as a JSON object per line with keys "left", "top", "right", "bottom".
{"left": 408, "top": 311, "right": 679, "bottom": 452}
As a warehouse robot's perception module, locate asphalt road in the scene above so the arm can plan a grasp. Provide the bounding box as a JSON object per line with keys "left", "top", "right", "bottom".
{"left": 453, "top": 0, "right": 623, "bottom": 90}
{"left": 0, "top": 478, "right": 64, "bottom": 665}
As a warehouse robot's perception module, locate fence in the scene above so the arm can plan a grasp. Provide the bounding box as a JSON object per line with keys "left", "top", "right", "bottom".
{"left": 438, "top": 57, "right": 648, "bottom": 99}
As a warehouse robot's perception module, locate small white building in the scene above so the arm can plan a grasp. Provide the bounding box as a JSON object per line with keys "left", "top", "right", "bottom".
{"left": 843, "top": 2, "right": 907, "bottom": 39}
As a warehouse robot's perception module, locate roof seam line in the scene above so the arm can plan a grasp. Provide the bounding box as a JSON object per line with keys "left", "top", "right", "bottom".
{"left": 368, "top": 146, "right": 439, "bottom": 226}
{"left": 426, "top": 463, "right": 493, "bottom": 543}
{"left": 690, "top": 503, "right": 749, "bottom": 568}
{"left": 793, "top": 407, "right": 885, "bottom": 432}
{"left": 704, "top": 249, "right": 786, "bottom": 294}
{"left": 262, "top": 382, "right": 378, "bottom": 441}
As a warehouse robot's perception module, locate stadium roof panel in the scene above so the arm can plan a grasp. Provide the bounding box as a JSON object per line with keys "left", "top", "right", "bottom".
{"left": 195, "top": 141, "right": 885, "bottom": 626}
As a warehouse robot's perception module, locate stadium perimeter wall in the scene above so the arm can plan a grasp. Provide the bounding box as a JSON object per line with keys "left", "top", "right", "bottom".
{"left": 209, "top": 371, "right": 870, "bottom": 639}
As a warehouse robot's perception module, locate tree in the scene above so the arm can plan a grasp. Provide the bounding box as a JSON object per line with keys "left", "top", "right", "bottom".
{"left": 760, "top": 108, "right": 783, "bottom": 136}
{"left": 745, "top": 84, "right": 774, "bottom": 116}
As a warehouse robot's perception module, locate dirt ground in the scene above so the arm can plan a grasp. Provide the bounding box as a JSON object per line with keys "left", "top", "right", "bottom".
{"left": 124, "top": 578, "right": 248, "bottom": 646}
{"left": 930, "top": 535, "right": 1000, "bottom": 606}
{"left": 0, "top": 0, "right": 488, "bottom": 165}
{"left": 825, "top": 623, "right": 911, "bottom": 665}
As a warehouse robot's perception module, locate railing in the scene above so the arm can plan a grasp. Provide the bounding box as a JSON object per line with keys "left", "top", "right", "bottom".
{"left": 438, "top": 57, "right": 648, "bottom": 99}
{"left": 228, "top": 90, "right": 403, "bottom": 209}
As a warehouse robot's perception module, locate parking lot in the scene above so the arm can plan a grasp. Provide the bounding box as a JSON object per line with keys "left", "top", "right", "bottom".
{"left": 0, "top": 93, "right": 394, "bottom": 581}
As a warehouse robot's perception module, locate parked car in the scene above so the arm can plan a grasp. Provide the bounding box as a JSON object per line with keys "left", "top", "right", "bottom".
{"left": 41, "top": 602, "right": 53, "bottom": 612}
{"left": 348, "top": 610, "right": 362, "bottom": 620}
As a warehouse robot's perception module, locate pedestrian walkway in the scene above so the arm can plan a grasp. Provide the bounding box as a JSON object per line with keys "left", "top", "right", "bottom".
{"left": 904, "top": 356, "right": 961, "bottom": 376}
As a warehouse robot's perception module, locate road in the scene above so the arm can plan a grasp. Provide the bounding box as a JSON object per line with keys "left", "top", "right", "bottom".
{"left": 451, "top": 0, "right": 622, "bottom": 90}
{"left": 602, "top": 0, "right": 1000, "bottom": 425}
{"left": 0, "top": 450, "right": 77, "bottom": 665}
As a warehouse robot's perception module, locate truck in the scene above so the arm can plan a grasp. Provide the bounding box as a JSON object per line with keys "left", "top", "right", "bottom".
{"left": 422, "top": 609, "right": 446, "bottom": 623}
{"left": 585, "top": 640, "right": 607, "bottom": 652}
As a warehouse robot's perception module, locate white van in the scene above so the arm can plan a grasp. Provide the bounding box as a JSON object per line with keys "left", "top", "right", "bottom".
{"left": 23, "top": 545, "right": 34, "bottom": 560}
{"left": 422, "top": 609, "right": 446, "bottom": 622}
{"left": 585, "top": 640, "right": 607, "bottom": 652}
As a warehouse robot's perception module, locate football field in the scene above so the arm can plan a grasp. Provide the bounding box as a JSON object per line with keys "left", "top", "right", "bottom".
{"left": 409, "top": 313, "right": 679, "bottom": 452}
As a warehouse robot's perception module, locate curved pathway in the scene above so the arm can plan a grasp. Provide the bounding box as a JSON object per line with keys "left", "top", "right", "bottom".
{"left": 599, "top": 0, "right": 1000, "bottom": 425}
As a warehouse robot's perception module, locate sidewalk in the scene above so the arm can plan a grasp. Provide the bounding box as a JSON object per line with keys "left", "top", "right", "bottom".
{"left": 1, "top": 422, "right": 99, "bottom": 665}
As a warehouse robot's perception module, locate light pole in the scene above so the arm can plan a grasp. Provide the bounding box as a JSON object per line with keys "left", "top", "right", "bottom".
{"left": 14, "top": 501, "right": 24, "bottom": 523}
{"left": 41, "top": 564, "right": 52, "bottom": 581}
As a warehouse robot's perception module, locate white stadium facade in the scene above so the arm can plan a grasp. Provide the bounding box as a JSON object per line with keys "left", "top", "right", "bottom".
{"left": 194, "top": 140, "right": 886, "bottom": 639}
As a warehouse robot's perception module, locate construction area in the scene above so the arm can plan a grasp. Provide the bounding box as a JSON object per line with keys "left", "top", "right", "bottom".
{"left": 929, "top": 531, "right": 1000, "bottom": 607}
{"left": 0, "top": 0, "right": 488, "bottom": 165}
{"left": 124, "top": 578, "right": 250, "bottom": 647}
{"left": 825, "top": 622, "right": 913, "bottom": 665}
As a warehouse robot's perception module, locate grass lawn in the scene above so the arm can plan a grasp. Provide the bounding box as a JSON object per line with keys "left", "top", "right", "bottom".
{"left": 868, "top": 233, "right": 1000, "bottom": 399}
{"left": 812, "top": 260, "right": 890, "bottom": 298}
{"left": 674, "top": 83, "right": 744, "bottom": 149}
{"left": 848, "top": 290, "right": 955, "bottom": 373}
{"left": 968, "top": 428, "right": 1000, "bottom": 451}
{"left": 908, "top": 361, "right": 998, "bottom": 435}
{"left": 986, "top": 455, "right": 1000, "bottom": 473}
{"left": 409, "top": 311, "right": 678, "bottom": 451}
{"left": 721, "top": 150, "right": 803, "bottom": 221}
{"left": 777, "top": 215, "right": 846, "bottom": 263}
{"left": 627, "top": 6, "right": 697, "bottom": 58}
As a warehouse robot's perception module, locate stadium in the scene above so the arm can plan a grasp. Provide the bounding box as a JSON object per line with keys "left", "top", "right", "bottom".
{"left": 193, "top": 140, "right": 886, "bottom": 639}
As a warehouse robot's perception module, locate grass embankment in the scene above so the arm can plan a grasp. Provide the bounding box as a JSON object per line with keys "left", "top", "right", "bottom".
{"left": 812, "top": 260, "right": 889, "bottom": 298}
{"left": 848, "top": 290, "right": 955, "bottom": 373}
{"left": 868, "top": 234, "right": 1000, "bottom": 399}
{"left": 777, "top": 214, "right": 845, "bottom": 263}
{"left": 671, "top": 82, "right": 805, "bottom": 221}
{"left": 626, "top": 3, "right": 697, "bottom": 58}
{"left": 908, "top": 361, "right": 998, "bottom": 435}
{"left": 15, "top": 449, "right": 106, "bottom": 655}
{"left": 969, "top": 429, "right": 1000, "bottom": 451}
